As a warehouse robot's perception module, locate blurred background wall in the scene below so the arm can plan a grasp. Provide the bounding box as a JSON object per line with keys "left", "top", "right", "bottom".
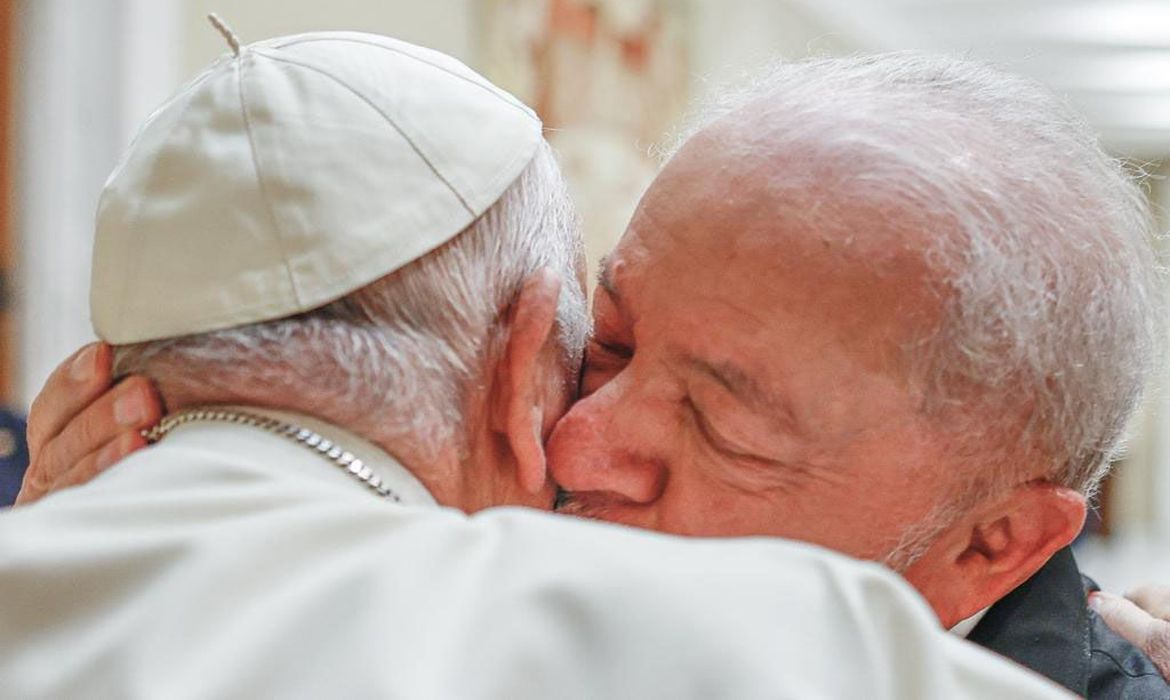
{"left": 3, "top": 0, "right": 1167, "bottom": 583}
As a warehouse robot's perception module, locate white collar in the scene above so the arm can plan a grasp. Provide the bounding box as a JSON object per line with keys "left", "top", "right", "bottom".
{"left": 949, "top": 607, "right": 990, "bottom": 638}
{"left": 161, "top": 405, "right": 438, "bottom": 507}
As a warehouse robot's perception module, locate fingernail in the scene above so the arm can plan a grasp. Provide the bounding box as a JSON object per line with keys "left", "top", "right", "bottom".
{"left": 114, "top": 391, "right": 144, "bottom": 427}
{"left": 1088, "top": 592, "right": 1108, "bottom": 611}
{"left": 70, "top": 345, "right": 97, "bottom": 382}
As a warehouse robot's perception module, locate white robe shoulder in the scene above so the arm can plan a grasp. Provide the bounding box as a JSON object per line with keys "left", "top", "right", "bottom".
{"left": 0, "top": 414, "right": 1070, "bottom": 699}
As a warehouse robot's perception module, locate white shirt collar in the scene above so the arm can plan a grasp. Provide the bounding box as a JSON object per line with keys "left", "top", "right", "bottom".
{"left": 949, "top": 607, "right": 991, "bottom": 638}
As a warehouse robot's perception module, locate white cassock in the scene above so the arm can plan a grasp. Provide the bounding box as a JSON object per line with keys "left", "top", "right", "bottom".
{"left": 0, "top": 409, "right": 1070, "bottom": 699}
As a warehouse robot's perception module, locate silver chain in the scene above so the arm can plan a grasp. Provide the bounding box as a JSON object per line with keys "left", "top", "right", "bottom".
{"left": 142, "top": 408, "right": 401, "bottom": 502}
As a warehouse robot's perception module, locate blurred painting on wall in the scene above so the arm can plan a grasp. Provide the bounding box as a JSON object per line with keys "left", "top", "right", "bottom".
{"left": 480, "top": 0, "right": 690, "bottom": 275}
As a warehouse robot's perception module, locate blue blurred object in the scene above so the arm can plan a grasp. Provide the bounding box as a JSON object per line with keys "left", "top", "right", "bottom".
{"left": 0, "top": 409, "right": 29, "bottom": 507}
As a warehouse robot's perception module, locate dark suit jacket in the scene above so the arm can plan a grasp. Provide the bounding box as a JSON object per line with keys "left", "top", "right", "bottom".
{"left": 0, "top": 409, "right": 28, "bottom": 507}
{"left": 968, "top": 546, "right": 1168, "bottom": 698}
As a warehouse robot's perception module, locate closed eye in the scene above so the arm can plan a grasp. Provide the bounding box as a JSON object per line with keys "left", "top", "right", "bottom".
{"left": 686, "top": 397, "right": 782, "bottom": 468}
{"left": 580, "top": 340, "right": 632, "bottom": 396}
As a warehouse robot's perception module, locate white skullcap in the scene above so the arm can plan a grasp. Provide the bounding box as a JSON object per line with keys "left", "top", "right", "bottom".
{"left": 91, "top": 26, "right": 542, "bottom": 344}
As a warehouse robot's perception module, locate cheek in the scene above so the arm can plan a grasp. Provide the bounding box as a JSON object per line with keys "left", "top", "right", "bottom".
{"left": 774, "top": 485, "right": 930, "bottom": 559}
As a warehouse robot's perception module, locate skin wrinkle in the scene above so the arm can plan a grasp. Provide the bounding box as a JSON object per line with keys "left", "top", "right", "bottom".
{"left": 691, "top": 405, "right": 843, "bottom": 496}
{"left": 683, "top": 356, "right": 805, "bottom": 441}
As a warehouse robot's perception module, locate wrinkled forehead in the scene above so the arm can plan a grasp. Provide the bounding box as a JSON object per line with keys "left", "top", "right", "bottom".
{"left": 608, "top": 127, "right": 948, "bottom": 376}
{"left": 640, "top": 129, "right": 941, "bottom": 283}
{"left": 653, "top": 121, "right": 943, "bottom": 245}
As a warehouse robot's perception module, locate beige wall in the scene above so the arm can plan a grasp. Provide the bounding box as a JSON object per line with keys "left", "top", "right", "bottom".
{"left": 182, "top": 1, "right": 476, "bottom": 75}
{"left": 179, "top": 0, "right": 854, "bottom": 110}
{"left": 1130, "top": 164, "right": 1170, "bottom": 538}
{"left": 687, "top": 0, "right": 857, "bottom": 97}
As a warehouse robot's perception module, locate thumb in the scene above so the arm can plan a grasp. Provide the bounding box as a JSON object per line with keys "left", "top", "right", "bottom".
{"left": 1090, "top": 591, "right": 1170, "bottom": 678}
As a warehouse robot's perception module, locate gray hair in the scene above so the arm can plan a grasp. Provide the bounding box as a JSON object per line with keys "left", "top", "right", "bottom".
{"left": 668, "top": 52, "right": 1164, "bottom": 498}
{"left": 115, "top": 140, "right": 589, "bottom": 459}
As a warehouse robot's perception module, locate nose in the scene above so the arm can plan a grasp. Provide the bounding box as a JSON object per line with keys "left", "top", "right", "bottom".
{"left": 546, "top": 385, "right": 668, "bottom": 505}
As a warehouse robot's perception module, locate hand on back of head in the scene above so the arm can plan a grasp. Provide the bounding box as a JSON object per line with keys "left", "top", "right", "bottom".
{"left": 17, "top": 343, "right": 159, "bottom": 505}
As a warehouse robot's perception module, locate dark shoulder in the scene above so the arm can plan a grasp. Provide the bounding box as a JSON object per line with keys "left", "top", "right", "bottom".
{"left": 0, "top": 409, "right": 28, "bottom": 507}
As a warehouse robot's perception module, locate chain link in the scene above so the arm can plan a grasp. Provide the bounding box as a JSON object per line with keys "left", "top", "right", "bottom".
{"left": 143, "top": 408, "right": 401, "bottom": 502}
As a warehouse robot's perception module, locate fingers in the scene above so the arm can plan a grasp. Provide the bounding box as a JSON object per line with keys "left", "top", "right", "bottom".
{"left": 1091, "top": 591, "right": 1170, "bottom": 678}
{"left": 27, "top": 343, "right": 115, "bottom": 461}
{"left": 49, "top": 431, "right": 150, "bottom": 494}
{"left": 17, "top": 376, "right": 162, "bottom": 505}
{"left": 1153, "top": 626, "right": 1170, "bottom": 680}
{"left": 1128, "top": 585, "right": 1170, "bottom": 621}
{"left": 1091, "top": 591, "right": 1155, "bottom": 648}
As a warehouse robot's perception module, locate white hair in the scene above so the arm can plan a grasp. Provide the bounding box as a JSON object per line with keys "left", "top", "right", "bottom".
{"left": 667, "top": 52, "right": 1164, "bottom": 499}
{"left": 115, "top": 140, "right": 588, "bottom": 459}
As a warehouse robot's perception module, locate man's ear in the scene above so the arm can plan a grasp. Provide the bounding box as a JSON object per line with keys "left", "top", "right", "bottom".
{"left": 492, "top": 268, "right": 563, "bottom": 495}
{"left": 905, "top": 482, "right": 1086, "bottom": 627}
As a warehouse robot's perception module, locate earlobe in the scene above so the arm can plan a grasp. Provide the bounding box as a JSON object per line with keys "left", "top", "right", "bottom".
{"left": 499, "top": 269, "right": 563, "bottom": 495}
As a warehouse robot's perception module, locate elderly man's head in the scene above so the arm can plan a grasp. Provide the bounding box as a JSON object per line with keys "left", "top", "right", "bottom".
{"left": 549, "top": 53, "right": 1162, "bottom": 626}
{"left": 115, "top": 140, "right": 590, "bottom": 512}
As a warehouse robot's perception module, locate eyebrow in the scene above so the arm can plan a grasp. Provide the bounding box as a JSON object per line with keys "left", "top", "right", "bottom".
{"left": 686, "top": 356, "right": 804, "bottom": 437}
{"left": 596, "top": 254, "right": 620, "bottom": 302}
